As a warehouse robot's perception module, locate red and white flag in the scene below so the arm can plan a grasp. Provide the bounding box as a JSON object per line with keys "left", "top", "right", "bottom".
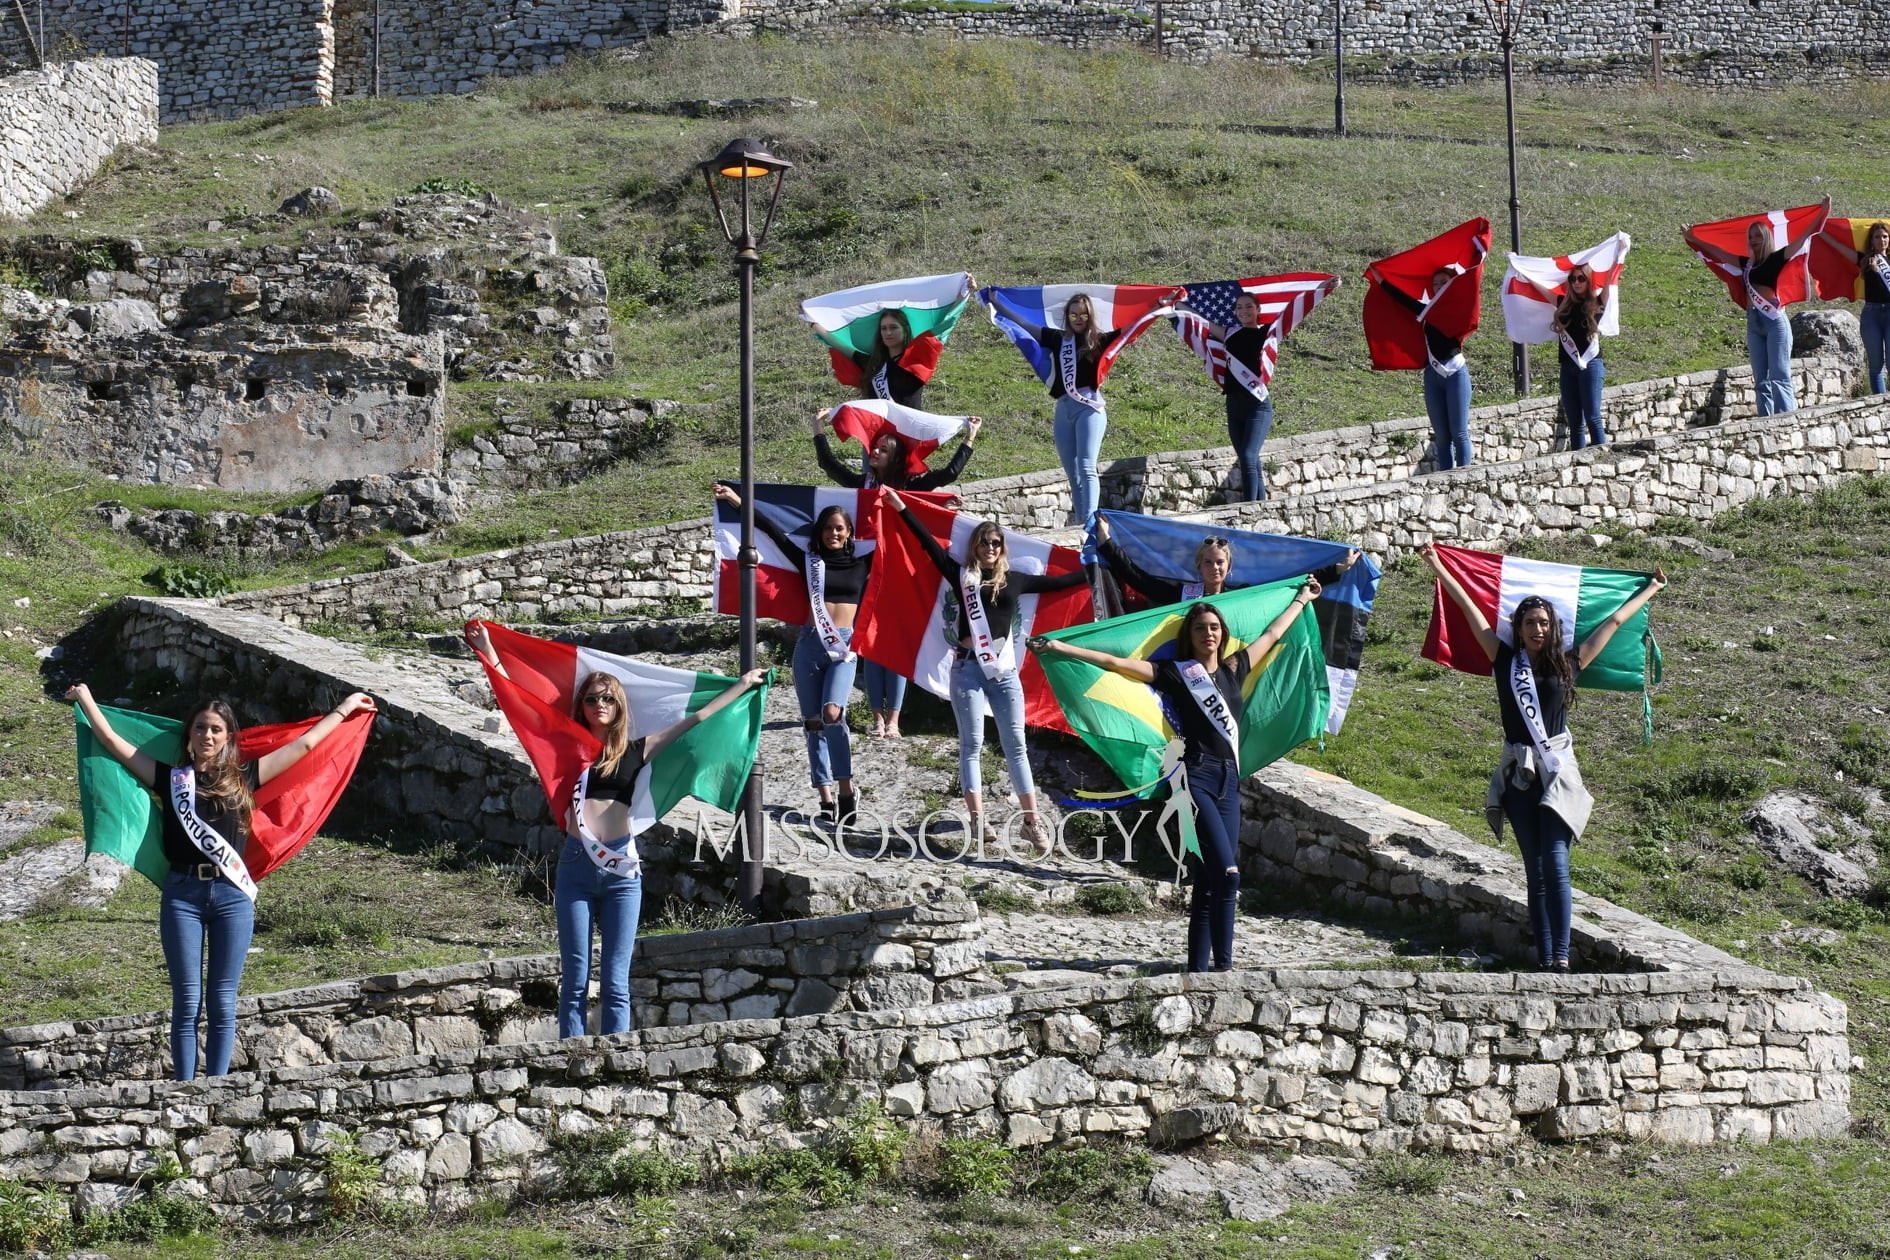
{"left": 1685, "top": 205, "right": 1824, "bottom": 309}
{"left": 1363, "top": 218, "right": 1491, "bottom": 371}
{"left": 828, "top": 400, "right": 971, "bottom": 479}
{"left": 1501, "top": 233, "right": 1631, "bottom": 345}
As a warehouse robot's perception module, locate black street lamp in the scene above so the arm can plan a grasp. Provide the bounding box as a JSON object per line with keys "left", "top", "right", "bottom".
{"left": 699, "top": 137, "right": 791, "bottom": 917}
{"left": 1482, "top": 0, "right": 1530, "bottom": 399}
{"left": 1334, "top": 0, "right": 1347, "bottom": 138}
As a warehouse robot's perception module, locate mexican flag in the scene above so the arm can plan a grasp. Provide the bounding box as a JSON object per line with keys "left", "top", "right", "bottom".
{"left": 1029, "top": 580, "right": 1330, "bottom": 795}
{"left": 467, "top": 621, "right": 769, "bottom": 835}
{"left": 829, "top": 400, "right": 971, "bottom": 478}
{"left": 800, "top": 272, "right": 972, "bottom": 388}
{"left": 75, "top": 704, "right": 374, "bottom": 889}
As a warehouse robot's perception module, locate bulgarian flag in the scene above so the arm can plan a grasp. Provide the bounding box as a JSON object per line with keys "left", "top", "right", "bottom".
{"left": 800, "top": 272, "right": 971, "bottom": 390}
{"left": 853, "top": 493, "right": 1093, "bottom": 732}
{"left": 1685, "top": 205, "right": 1824, "bottom": 309}
{"left": 979, "top": 282, "right": 1184, "bottom": 391}
{"left": 75, "top": 704, "right": 374, "bottom": 889}
{"left": 467, "top": 621, "right": 769, "bottom": 834}
{"left": 1421, "top": 545, "right": 1664, "bottom": 734}
{"left": 1030, "top": 581, "right": 1330, "bottom": 797}
{"left": 1364, "top": 218, "right": 1491, "bottom": 371}
{"left": 828, "top": 400, "right": 971, "bottom": 480}
{"left": 1810, "top": 216, "right": 1890, "bottom": 301}
{"left": 1501, "top": 232, "right": 1631, "bottom": 345}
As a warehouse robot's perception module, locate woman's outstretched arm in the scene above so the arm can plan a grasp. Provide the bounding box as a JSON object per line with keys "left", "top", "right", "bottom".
{"left": 1420, "top": 543, "right": 1501, "bottom": 662}
{"left": 1242, "top": 578, "right": 1321, "bottom": 672}
{"left": 642, "top": 669, "right": 769, "bottom": 763}
{"left": 1031, "top": 636, "right": 1157, "bottom": 683}
{"left": 255, "top": 693, "right": 376, "bottom": 785}
{"left": 66, "top": 683, "right": 157, "bottom": 788}
{"left": 1683, "top": 227, "right": 1742, "bottom": 268}
{"left": 1574, "top": 568, "right": 1667, "bottom": 670}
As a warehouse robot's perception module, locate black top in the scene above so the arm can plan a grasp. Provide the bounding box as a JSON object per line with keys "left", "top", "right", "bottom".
{"left": 1222, "top": 324, "right": 1275, "bottom": 392}
{"left": 1555, "top": 300, "right": 1602, "bottom": 364}
{"left": 1152, "top": 653, "right": 1251, "bottom": 762}
{"left": 849, "top": 351, "right": 927, "bottom": 408}
{"left": 156, "top": 759, "right": 261, "bottom": 868}
{"left": 1745, "top": 248, "right": 1790, "bottom": 291}
{"left": 896, "top": 506, "right": 1089, "bottom": 643}
{"left": 814, "top": 434, "right": 975, "bottom": 492}
{"left": 584, "top": 737, "right": 649, "bottom": 805}
{"left": 755, "top": 515, "right": 874, "bottom": 605}
{"left": 1863, "top": 254, "right": 1890, "bottom": 304}
{"left": 1097, "top": 535, "right": 1347, "bottom": 610}
{"left": 1035, "top": 327, "right": 1127, "bottom": 399}
{"left": 1493, "top": 642, "right": 1569, "bottom": 745}
{"left": 1380, "top": 282, "right": 1464, "bottom": 363}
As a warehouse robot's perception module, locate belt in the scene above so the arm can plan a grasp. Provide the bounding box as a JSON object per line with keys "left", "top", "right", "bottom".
{"left": 172, "top": 863, "right": 221, "bottom": 881}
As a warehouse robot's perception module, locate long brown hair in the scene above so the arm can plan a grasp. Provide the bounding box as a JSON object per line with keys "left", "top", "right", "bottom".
{"left": 1509, "top": 597, "right": 1577, "bottom": 701}
{"left": 1867, "top": 222, "right": 1890, "bottom": 260}
{"left": 863, "top": 308, "right": 913, "bottom": 379}
{"left": 1554, "top": 263, "right": 1605, "bottom": 333}
{"left": 1172, "top": 602, "right": 1231, "bottom": 664}
{"left": 574, "top": 672, "right": 632, "bottom": 777}
{"left": 186, "top": 698, "right": 253, "bottom": 835}
{"left": 867, "top": 433, "right": 913, "bottom": 491}
{"left": 967, "top": 520, "right": 1010, "bottom": 597}
{"left": 1064, "top": 293, "right": 1103, "bottom": 362}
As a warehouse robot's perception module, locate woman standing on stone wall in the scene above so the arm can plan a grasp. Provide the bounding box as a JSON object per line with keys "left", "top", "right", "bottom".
{"left": 1818, "top": 218, "right": 1890, "bottom": 395}
{"left": 1370, "top": 266, "right": 1477, "bottom": 471}
{"left": 66, "top": 684, "right": 376, "bottom": 1080}
{"left": 1517, "top": 262, "right": 1611, "bottom": 450}
{"left": 1418, "top": 545, "right": 1665, "bottom": 973}
{"left": 1684, "top": 195, "right": 1830, "bottom": 415}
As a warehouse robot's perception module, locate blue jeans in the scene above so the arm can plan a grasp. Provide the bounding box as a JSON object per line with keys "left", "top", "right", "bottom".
{"left": 1422, "top": 363, "right": 1473, "bottom": 470}
{"left": 1559, "top": 355, "right": 1607, "bottom": 449}
{"left": 160, "top": 871, "right": 256, "bottom": 1081}
{"left": 1746, "top": 306, "right": 1795, "bottom": 415}
{"left": 1225, "top": 390, "right": 1274, "bottom": 502}
{"left": 1862, "top": 303, "right": 1890, "bottom": 394}
{"left": 949, "top": 655, "right": 1034, "bottom": 798}
{"left": 1502, "top": 780, "right": 1573, "bottom": 967}
{"left": 555, "top": 835, "right": 643, "bottom": 1039}
{"left": 861, "top": 660, "right": 908, "bottom": 714}
{"left": 1184, "top": 754, "right": 1243, "bottom": 973}
{"left": 791, "top": 624, "right": 857, "bottom": 788}
{"left": 1053, "top": 394, "right": 1107, "bottom": 526}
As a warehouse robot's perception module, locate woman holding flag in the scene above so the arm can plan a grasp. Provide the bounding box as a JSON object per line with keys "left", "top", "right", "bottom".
{"left": 803, "top": 272, "right": 976, "bottom": 410}
{"left": 1518, "top": 263, "right": 1609, "bottom": 450}
{"left": 1180, "top": 291, "right": 1277, "bottom": 502}
{"left": 1093, "top": 514, "right": 1359, "bottom": 608}
{"left": 1818, "top": 219, "right": 1890, "bottom": 394}
{"left": 1419, "top": 544, "right": 1665, "bottom": 973}
{"left": 465, "top": 622, "right": 766, "bottom": 1039}
{"left": 1032, "top": 584, "right": 1320, "bottom": 972}
{"left": 1372, "top": 266, "right": 1477, "bottom": 470}
{"left": 1684, "top": 195, "right": 1829, "bottom": 415}
{"left": 65, "top": 684, "right": 376, "bottom": 1080}
{"left": 881, "top": 487, "right": 1089, "bottom": 854}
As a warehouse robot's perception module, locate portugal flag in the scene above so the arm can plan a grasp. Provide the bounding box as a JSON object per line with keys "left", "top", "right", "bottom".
{"left": 75, "top": 704, "right": 373, "bottom": 888}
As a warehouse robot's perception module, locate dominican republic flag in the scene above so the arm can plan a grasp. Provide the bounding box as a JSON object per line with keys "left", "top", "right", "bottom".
{"left": 800, "top": 272, "right": 971, "bottom": 389}
{"left": 75, "top": 704, "right": 373, "bottom": 890}
{"left": 979, "top": 283, "right": 1183, "bottom": 391}
{"left": 1087, "top": 510, "right": 1379, "bottom": 735}
{"left": 467, "top": 621, "right": 768, "bottom": 835}
{"left": 1501, "top": 233, "right": 1631, "bottom": 345}
{"left": 1363, "top": 218, "right": 1491, "bottom": 371}
{"left": 829, "top": 400, "right": 971, "bottom": 480}
{"left": 1685, "top": 205, "right": 1824, "bottom": 309}
{"left": 853, "top": 493, "right": 1094, "bottom": 731}
{"left": 1173, "top": 273, "right": 1341, "bottom": 400}
{"left": 1810, "top": 217, "right": 1890, "bottom": 301}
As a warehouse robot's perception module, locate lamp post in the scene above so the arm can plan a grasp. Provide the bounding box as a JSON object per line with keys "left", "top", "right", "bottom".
{"left": 1334, "top": 0, "right": 1347, "bottom": 137}
{"left": 1481, "top": 0, "right": 1530, "bottom": 399}
{"left": 699, "top": 138, "right": 791, "bottom": 917}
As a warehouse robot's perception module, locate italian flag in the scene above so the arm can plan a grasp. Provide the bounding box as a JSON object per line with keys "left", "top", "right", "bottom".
{"left": 467, "top": 621, "right": 769, "bottom": 835}
{"left": 829, "top": 400, "right": 970, "bottom": 478}
{"left": 75, "top": 704, "right": 373, "bottom": 889}
{"left": 1422, "top": 546, "right": 1663, "bottom": 726}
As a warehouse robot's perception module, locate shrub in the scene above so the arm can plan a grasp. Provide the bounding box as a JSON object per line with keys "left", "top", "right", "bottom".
{"left": 1363, "top": 1151, "right": 1449, "bottom": 1195}
{"left": 1022, "top": 1144, "right": 1154, "bottom": 1205}
{"left": 935, "top": 1138, "right": 1016, "bottom": 1198}
{"left": 0, "top": 1179, "right": 71, "bottom": 1252}
{"left": 722, "top": 1103, "right": 907, "bottom": 1205}
{"left": 551, "top": 1126, "right": 700, "bottom": 1201}
{"left": 1810, "top": 898, "right": 1879, "bottom": 932}
{"left": 145, "top": 563, "right": 235, "bottom": 598}
{"left": 322, "top": 1133, "right": 385, "bottom": 1220}
{"left": 1074, "top": 883, "right": 1143, "bottom": 917}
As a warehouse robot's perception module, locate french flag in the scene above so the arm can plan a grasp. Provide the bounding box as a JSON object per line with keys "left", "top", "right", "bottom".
{"left": 1685, "top": 204, "right": 1824, "bottom": 309}
{"left": 1501, "top": 233, "right": 1631, "bottom": 345}
{"left": 978, "top": 283, "right": 1183, "bottom": 390}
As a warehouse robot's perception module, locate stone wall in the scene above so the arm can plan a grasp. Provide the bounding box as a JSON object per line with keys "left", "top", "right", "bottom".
{"left": 0, "top": 900, "right": 987, "bottom": 1092}
{"left": 0, "top": 59, "right": 157, "bottom": 221}
{"left": 0, "top": 964, "right": 1848, "bottom": 1219}
{"left": 448, "top": 396, "right": 680, "bottom": 495}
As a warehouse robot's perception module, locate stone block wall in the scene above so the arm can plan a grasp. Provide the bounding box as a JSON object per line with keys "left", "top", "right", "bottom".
{"left": 0, "top": 900, "right": 987, "bottom": 1092}
{"left": 0, "top": 966, "right": 1849, "bottom": 1220}
{"left": 448, "top": 397, "right": 677, "bottom": 494}
{"left": 0, "top": 59, "right": 157, "bottom": 221}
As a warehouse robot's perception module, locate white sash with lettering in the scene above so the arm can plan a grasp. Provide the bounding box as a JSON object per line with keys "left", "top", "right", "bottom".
{"left": 571, "top": 768, "right": 642, "bottom": 879}
{"left": 1181, "top": 581, "right": 1205, "bottom": 601}
{"left": 1222, "top": 327, "right": 1272, "bottom": 402}
{"left": 1870, "top": 252, "right": 1890, "bottom": 297}
{"left": 960, "top": 566, "right": 1016, "bottom": 680}
{"left": 1059, "top": 333, "right": 1102, "bottom": 407}
{"left": 871, "top": 361, "right": 893, "bottom": 400}
{"left": 169, "top": 766, "right": 258, "bottom": 902}
{"left": 1177, "top": 659, "right": 1241, "bottom": 763}
{"left": 1744, "top": 262, "right": 1787, "bottom": 322}
{"left": 1558, "top": 327, "right": 1602, "bottom": 369}
{"left": 1504, "top": 648, "right": 1594, "bottom": 838}
{"left": 806, "top": 557, "right": 854, "bottom": 662}
{"left": 1426, "top": 347, "right": 1467, "bottom": 378}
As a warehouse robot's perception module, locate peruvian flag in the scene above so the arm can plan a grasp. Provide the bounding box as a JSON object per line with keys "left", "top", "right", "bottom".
{"left": 1421, "top": 545, "right": 1662, "bottom": 694}
{"left": 1685, "top": 205, "right": 1824, "bottom": 309}
{"left": 466, "top": 620, "right": 768, "bottom": 834}
{"left": 800, "top": 272, "right": 971, "bottom": 390}
{"left": 829, "top": 400, "right": 971, "bottom": 479}
{"left": 1501, "top": 233, "right": 1631, "bottom": 345}
{"left": 75, "top": 705, "right": 374, "bottom": 889}
{"left": 978, "top": 283, "right": 1183, "bottom": 391}
{"left": 1172, "top": 272, "right": 1341, "bottom": 399}
{"left": 1811, "top": 216, "right": 1890, "bottom": 301}
{"left": 1363, "top": 218, "right": 1492, "bottom": 370}
{"left": 854, "top": 494, "right": 1094, "bottom": 732}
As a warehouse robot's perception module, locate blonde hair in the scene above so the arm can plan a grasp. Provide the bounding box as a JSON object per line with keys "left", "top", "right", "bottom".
{"left": 968, "top": 521, "right": 1010, "bottom": 597}
{"left": 574, "top": 672, "right": 632, "bottom": 776}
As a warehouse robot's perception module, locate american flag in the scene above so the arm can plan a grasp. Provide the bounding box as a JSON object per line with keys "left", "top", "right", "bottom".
{"left": 1174, "top": 273, "right": 1341, "bottom": 398}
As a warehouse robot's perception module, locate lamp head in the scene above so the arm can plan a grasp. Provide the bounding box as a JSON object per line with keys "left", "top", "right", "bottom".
{"left": 699, "top": 139, "right": 793, "bottom": 248}
{"left": 707, "top": 138, "right": 792, "bottom": 180}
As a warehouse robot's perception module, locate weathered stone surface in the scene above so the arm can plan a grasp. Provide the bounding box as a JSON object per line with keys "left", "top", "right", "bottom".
{"left": 1744, "top": 792, "right": 1877, "bottom": 899}
{"left": 281, "top": 187, "right": 344, "bottom": 216}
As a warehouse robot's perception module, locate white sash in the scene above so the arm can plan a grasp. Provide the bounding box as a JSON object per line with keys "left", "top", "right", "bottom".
{"left": 572, "top": 768, "right": 642, "bottom": 879}
{"left": 169, "top": 766, "right": 258, "bottom": 902}
{"left": 1181, "top": 581, "right": 1205, "bottom": 601}
{"left": 1506, "top": 647, "right": 1564, "bottom": 777}
{"left": 1870, "top": 253, "right": 1890, "bottom": 297}
{"left": 1744, "top": 263, "right": 1786, "bottom": 322}
{"left": 1558, "top": 328, "right": 1601, "bottom": 369}
{"left": 1059, "top": 333, "right": 1102, "bottom": 406}
{"left": 1427, "top": 348, "right": 1467, "bottom": 378}
{"left": 871, "top": 361, "right": 893, "bottom": 400}
{"left": 959, "top": 566, "right": 1015, "bottom": 680}
{"left": 1222, "top": 326, "right": 1272, "bottom": 402}
{"left": 1177, "top": 660, "right": 1240, "bottom": 762}
{"left": 1499, "top": 648, "right": 1594, "bottom": 838}
{"left": 806, "top": 557, "right": 854, "bottom": 662}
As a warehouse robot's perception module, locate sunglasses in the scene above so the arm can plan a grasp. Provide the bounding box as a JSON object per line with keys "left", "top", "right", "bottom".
{"left": 581, "top": 693, "right": 618, "bottom": 707}
{"left": 1200, "top": 537, "right": 1230, "bottom": 550}
{"left": 976, "top": 537, "right": 1005, "bottom": 549}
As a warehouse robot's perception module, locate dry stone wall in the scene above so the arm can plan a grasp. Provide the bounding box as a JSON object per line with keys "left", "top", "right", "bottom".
{"left": 0, "top": 59, "right": 157, "bottom": 221}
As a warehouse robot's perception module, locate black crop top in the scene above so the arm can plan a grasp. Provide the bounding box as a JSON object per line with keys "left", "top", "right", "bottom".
{"left": 1152, "top": 654, "right": 1250, "bottom": 762}
{"left": 896, "top": 506, "right": 1089, "bottom": 643}
{"left": 1862, "top": 254, "right": 1890, "bottom": 304}
{"left": 848, "top": 351, "right": 928, "bottom": 409}
{"left": 1222, "top": 324, "right": 1275, "bottom": 392}
{"left": 1381, "top": 282, "right": 1464, "bottom": 362}
{"left": 1035, "top": 327, "right": 1128, "bottom": 398}
{"left": 156, "top": 759, "right": 261, "bottom": 868}
{"left": 1555, "top": 301, "right": 1601, "bottom": 361}
{"left": 583, "top": 737, "right": 649, "bottom": 804}
{"left": 1493, "top": 642, "right": 1569, "bottom": 745}
{"left": 755, "top": 515, "right": 874, "bottom": 605}
{"left": 813, "top": 434, "right": 975, "bottom": 492}
{"left": 1745, "top": 248, "right": 1790, "bottom": 291}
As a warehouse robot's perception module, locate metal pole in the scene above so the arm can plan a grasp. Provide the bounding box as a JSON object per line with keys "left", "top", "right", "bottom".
{"left": 1502, "top": 29, "right": 1529, "bottom": 398}
{"left": 735, "top": 179, "right": 766, "bottom": 918}
{"left": 373, "top": 0, "right": 382, "bottom": 98}
{"left": 1334, "top": 0, "right": 1346, "bottom": 137}
{"left": 1154, "top": 0, "right": 1163, "bottom": 58}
